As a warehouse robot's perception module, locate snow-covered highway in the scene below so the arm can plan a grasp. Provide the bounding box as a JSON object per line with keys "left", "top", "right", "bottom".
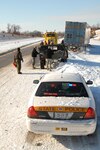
{"left": 0, "top": 38, "right": 100, "bottom": 150}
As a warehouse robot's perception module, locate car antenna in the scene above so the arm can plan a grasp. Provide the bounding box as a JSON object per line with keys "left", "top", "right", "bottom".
{"left": 61, "top": 66, "right": 68, "bottom": 78}
{"left": 61, "top": 70, "right": 64, "bottom": 78}
{"left": 61, "top": 66, "right": 67, "bottom": 73}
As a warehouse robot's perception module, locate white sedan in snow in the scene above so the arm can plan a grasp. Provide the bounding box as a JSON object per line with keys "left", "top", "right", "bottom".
{"left": 26, "top": 71, "right": 97, "bottom": 136}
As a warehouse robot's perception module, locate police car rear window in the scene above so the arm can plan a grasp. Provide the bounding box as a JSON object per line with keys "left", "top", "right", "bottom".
{"left": 35, "top": 82, "right": 88, "bottom": 97}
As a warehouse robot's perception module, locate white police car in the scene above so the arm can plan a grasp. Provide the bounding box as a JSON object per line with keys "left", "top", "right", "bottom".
{"left": 26, "top": 71, "right": 97, "bottom": 136}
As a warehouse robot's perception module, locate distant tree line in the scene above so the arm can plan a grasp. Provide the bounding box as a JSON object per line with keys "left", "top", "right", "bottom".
{"left": 23, "top": 30, "right": 43, "bottom": 37}
{"left": 5, "top": 23, "right": 65, "bottom": 37}
{"left": 1, "top": 23, "right": 99, "bottom": 38}
{"left": 7, "top": 24, "right": 21, "bottom": 34}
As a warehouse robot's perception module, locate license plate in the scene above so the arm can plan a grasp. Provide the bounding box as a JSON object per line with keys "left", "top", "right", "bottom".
{"left": 55, "top": 127, "right": 67, "bottom": 131}
{"left": 54, "top": 112, "right": 68, "bottom": 119}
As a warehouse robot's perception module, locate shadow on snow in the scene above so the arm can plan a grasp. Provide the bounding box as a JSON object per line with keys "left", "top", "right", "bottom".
{"left": 87, "top": 44, "right": 100, "bottom": 55}
{"left": 68, "top": 58, "right": 100, "bottom": 67}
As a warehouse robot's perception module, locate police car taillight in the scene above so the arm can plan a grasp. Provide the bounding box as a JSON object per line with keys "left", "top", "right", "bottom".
{"left": 84, "top": 107, "right": 95, "bottom": 119}
{"left": 27, "top": 106, "right": 38, "bottom": 118}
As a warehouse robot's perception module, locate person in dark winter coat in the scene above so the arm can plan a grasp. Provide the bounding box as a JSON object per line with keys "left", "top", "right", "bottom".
{"left": 39, "top": 53, "right": 46, "bottom": 69}
{"left": 31, "top": 47, "right": 39, "bottom": 68}
{"left": 46, "top": 48, "right": 54, "bottom": 70}
{"left": 14, "top": 48, "right": 24, "bottom": 74}
{"left": 40, "top": 41, "right": 44, "bottom": 46}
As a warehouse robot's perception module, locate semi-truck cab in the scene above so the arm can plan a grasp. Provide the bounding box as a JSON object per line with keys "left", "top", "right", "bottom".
{"left": 43, "top": 32, "right": 58, "bottom": 45}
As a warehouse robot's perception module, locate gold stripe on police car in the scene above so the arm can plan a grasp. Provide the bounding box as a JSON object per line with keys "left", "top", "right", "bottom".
{"left": 34, "top": 106, "right": 88, "bottom": 112}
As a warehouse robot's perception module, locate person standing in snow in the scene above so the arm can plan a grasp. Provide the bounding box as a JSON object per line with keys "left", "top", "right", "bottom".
{"left": 46, "top": 48, "right": 54, "bottom": 70}
{"left": 31, "top": 47, "right": 39, "bottom": 69}
{"left": 14, "top": 48, "right": 24, "bottom": 74}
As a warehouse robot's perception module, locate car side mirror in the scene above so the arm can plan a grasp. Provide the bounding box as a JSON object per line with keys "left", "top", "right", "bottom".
{"left": 33, "top": 80, "right": 39, "bottom": 84}
{"left": 86, "top": 80, "right": 93, "bottom": 85}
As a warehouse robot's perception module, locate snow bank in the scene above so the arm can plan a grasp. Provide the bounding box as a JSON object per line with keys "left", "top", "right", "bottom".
{"left": 0, "top": 37, "right": 43, "bottom": 55}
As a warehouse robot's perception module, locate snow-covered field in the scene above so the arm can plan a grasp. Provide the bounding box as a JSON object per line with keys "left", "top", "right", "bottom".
{"left": 0, "top": 36, "right": 100, "bottom": 150}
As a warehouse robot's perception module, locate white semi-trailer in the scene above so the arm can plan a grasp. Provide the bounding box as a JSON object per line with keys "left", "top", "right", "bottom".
{"left": 64, "top": 21, "right": 90, "bottom": 50}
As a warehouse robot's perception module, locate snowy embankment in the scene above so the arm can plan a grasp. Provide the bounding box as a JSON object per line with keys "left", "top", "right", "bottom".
{"left": 0, "top": 37, "right": 44, "bottom": 55}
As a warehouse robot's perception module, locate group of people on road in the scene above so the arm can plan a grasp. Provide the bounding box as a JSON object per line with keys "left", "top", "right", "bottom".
{"left": 31, "top": 46, "right": 54, "bottom": 70}
{"left": 14, "top": 41, "right": 68, "bottom": 74}
{"left": 13, "top": 46, "right": 53, "bottom": 74}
